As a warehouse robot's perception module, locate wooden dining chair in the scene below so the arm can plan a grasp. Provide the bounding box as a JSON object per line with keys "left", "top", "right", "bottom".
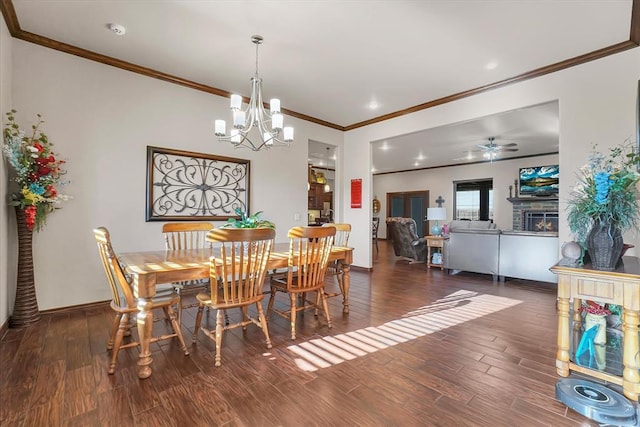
{"left": 372, "top": 217, "right": 380, "bottom": 253}
{"left": 267, "top": 226, "right": 335, "bottom": 340}
{"left": 93, "top": 227, "right": 189, "bottom": 374}
{"left": 192, "top": 227, "right": 275, "bottom": 367}
{"left": 321, "top": 223, "right": 351, "bottom": 302}
{"left": 162, "top": 222, "right": 214, "bottom": 322}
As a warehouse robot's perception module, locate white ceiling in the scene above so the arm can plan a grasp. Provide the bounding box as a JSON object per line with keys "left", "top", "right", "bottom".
{"left": 6, "top": 1, "right": 635, "bottom": 172}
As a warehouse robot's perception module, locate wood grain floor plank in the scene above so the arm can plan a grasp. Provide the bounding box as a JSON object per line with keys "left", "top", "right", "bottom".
{"left": 62, "top": 365, "right": 97, "bottom": 420}
{"left": 0, "top": 241, "right": 607, "bottom": 426}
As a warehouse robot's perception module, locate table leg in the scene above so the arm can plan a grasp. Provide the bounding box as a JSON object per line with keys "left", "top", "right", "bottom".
{"left": 341, "top": 263, "right": 350, "bottom": 314}
{"left": 137, "top": 297, "right": 154, "bottom": 379}
{"left": 622, "top": 307, "right": 639, "bottom": 401}
{"left": 556, "top": 295, "right": 570, "bottom": 377}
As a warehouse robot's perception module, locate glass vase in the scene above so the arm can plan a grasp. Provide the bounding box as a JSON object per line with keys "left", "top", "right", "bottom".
{"left": 585, "top": 312, "right": 607, "bottom": 346}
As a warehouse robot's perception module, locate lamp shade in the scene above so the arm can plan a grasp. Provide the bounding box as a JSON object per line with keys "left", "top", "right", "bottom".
{"left": 427, "top": 207, "right": 446, "bottom": 221}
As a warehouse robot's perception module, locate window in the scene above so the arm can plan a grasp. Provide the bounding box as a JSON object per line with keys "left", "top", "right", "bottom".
{"left": 454, "top": 179, "right": 493, "bottom": 221}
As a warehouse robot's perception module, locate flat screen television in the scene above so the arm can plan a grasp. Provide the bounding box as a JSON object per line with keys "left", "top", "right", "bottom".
{"left": 519, "top": 165, "right": 559, "bottom": 196}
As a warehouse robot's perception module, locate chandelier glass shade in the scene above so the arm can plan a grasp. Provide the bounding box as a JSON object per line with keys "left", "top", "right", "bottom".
{"left": 214, "top": 35, "right": 293, "bottom": 151}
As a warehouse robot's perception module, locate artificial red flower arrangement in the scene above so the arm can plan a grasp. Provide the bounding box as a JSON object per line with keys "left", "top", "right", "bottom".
{"left": 578, "top": 300, "right": 611, "bottom": 316}
{"left": 2, "top": 110, "right": 69, "bottom": 231}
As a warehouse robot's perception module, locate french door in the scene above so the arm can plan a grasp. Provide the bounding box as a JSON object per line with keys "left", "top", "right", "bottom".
{"left": 386, "top": 191, "right": 429, "bottom": 236}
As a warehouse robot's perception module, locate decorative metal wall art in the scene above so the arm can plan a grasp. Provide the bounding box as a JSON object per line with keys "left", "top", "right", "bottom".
{"left": 146, "top": 146, "right": 250, "bottom": 221}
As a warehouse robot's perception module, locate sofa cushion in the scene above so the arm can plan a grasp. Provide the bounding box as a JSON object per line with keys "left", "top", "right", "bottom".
{"left": 451, "top": 228, "right": 501, "bottom": 235}
{"left": 449, "top": 220, "right": 495, "bottom": 231}
{"left": 469, "top": 220, "right": 496, "bottom": 229}
{"left": 448, "top": 220, "right": 470, "bottom": 230}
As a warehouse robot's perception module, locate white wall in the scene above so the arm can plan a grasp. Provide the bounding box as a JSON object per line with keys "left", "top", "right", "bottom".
{"left": 343, "top": 48, "right": 640, "bottom": 268}
{"left": 0, "top": 17, "right": 13, "bottom": 326}
{"left": 373, "top": 153, "right": 559, "bottom": 239}
{"left": 7, "top": 40, "right": 342, "bottom": 314}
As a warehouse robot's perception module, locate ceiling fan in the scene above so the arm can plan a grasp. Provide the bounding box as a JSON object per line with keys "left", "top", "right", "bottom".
{"left": 476, "top": 136, "right": 518, "bottom": 162}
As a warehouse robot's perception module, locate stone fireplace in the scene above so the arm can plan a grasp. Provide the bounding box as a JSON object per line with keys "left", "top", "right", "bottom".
{"left": 508, "top": 196, "right": 559, "bottom": 231}
{"left": 522, "top": 210, "right": 559, "bottom": 232}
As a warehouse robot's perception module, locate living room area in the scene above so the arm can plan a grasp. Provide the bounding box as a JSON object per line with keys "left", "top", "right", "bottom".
{"left": 1, "top": 2, "right": 639, "bottom": 425}
{"left": 372, "top": 101, "right": 562, "bottom": 283}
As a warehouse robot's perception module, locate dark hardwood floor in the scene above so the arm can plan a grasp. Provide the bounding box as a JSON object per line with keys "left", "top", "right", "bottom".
{"left": 1, "top": 240, "right": 600, "bottom": 426}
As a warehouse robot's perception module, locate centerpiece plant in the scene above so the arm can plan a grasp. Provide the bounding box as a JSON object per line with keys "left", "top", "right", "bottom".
{"left": 566, "top": 140, "right": 640, "bottom": 270}
{"left": 221, "top": 207, "right": 275, "bottom": 229}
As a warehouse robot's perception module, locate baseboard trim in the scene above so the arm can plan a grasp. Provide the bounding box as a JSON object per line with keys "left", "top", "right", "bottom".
{"left": 39, "top": 300, "right": 111, "bottom": 315}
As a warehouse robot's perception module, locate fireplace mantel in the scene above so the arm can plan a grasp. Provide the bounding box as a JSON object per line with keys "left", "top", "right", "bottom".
{"left": 507, "top": 196, "right": 559, "bottom": 203}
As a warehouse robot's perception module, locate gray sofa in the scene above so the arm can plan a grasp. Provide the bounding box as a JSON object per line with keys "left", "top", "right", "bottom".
{"left": 442, "top": 220, "right": 558, "bottom": 283}
{"left": 443, "top": 220, "right": 501, "bottom": 280}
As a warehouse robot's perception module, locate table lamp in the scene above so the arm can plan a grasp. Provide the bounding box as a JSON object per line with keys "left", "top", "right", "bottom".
{"left": 427, "top": 207, "right": 446, "bottom": 236}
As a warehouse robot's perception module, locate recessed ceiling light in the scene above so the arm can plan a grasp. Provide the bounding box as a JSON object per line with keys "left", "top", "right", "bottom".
{"left": 416, "top": 154, "right": 425, "bottom": 161}
{"left": 484, "top": 61, "right": 498, "bottom": 70}
{"left": 367, "top": 101, "right": 380, "bottom": 110}
{"left": 108, "top": 23, "right": 126, "bottom": 36}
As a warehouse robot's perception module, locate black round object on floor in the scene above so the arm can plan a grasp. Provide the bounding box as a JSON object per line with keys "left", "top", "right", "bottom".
{"left": 556, "top": 378, "right": 637, "bottom": 426}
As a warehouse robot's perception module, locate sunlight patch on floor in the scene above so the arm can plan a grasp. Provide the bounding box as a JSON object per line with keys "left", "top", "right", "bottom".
{"left": 286, "top": 289, "right": 522, "bottom": 372}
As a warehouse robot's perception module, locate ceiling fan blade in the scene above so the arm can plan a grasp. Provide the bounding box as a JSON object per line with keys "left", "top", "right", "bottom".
{"left": 500, "top": 142, "right": 518, "bottom": 147}
{"left": 502, "top": 148, "right": 519, "bottom": 152}
{"left": 477, "top": 144, "right": 491, "bottom": 150}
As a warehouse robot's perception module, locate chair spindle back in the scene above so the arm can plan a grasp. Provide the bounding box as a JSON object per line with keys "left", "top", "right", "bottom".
{"left": 286, "top": 226, "right": 335, "bottom": 291}
{"left": 163, "top": 222, "right": 213, "bottom": 250}
{"left": 93, "top": 227, "right": 136, "bottom": 309}
{"left": 206, "top": 228, "right": 275, "bottom": 305}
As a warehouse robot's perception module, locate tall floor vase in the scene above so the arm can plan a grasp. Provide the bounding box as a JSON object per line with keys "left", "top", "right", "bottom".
{"left": 10, "top": 206, "right": 40, "bottom": 328}
{"left": 586, "top": 220, "right": 623, "bottom": 271}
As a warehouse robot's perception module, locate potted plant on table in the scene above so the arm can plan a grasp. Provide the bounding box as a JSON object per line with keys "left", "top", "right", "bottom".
{"left": 220, "top": 207, "right": 275, "bottom": 229}
{"left": 566, "top": 140, "right": 640, "bottom": 270}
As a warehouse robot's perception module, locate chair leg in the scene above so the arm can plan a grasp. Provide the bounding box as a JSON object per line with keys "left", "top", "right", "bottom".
{"left": 214, "top": 309, "right": 224, "bottom": 367}
{"left": 166, "top": 305, "right": 189, "bottom": 355}
{"left": 267, "top": 287, "right": 276, "bottom": 319}
{"left": 193, "top": 304, "right": 204, "bottom": 343}
{"left": 107, "top": 313, "right": 122, "bottom": 350}
{"left": 314, "top": 292, "right": 321, "bottom": 317}
{"left": 109, "top": 313, "right": 128, "bottom": 375}
{"left": 320, "top": 289, "right": 333, "bottom": 329}
{"left": 255, "top": 302, "right": 272, "bottom": 349}
{"left": 173, "top": 286, "right": 183, "bottom": 325}
{"left": 336, "top": 269, "right": 345, "bottom": 296}
{"left": 290, "top": 293, "right": 297, "bottom": 340}
{"left": 241, "top": 306, "right": 249, "bottom": 331}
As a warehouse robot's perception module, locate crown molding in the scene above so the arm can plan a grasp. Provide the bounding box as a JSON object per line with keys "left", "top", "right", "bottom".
{"left": 2, "top": 0, "right": 638, "bottom": 132}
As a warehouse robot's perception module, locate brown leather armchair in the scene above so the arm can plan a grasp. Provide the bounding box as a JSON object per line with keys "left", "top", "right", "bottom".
{"left": 385, "top": 217, "right": 427, "bottom": 263}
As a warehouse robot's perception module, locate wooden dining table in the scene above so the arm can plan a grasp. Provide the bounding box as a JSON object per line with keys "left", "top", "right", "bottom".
{"left": 119, "top": 243, "right": 353, "bottom": 379}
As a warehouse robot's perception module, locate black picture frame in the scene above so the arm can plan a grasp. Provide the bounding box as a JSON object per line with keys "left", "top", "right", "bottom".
{"left": 145, "top": 146, "right": 250, "bottom": 221}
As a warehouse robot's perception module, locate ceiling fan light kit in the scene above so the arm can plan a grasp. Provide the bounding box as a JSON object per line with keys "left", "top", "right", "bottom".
{"left": 477, "top": 136, "right": 519, "bottom": 163}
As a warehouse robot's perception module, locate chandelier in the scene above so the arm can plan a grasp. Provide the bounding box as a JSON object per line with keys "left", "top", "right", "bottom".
{"left": 214, "top": 35, "right": 294, "bottom": 151}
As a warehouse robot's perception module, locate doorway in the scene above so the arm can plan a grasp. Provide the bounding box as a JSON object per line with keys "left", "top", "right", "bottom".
{"left": 386, "top": 191, "right": 429, "bottom": 236}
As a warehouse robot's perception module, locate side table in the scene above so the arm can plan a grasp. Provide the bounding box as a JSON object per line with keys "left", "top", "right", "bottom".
{"left": 550, "top": 256, "right": 640, "bottom": 402}
{"left": 426, "top": 236, "right": 448, "bottom": 270}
